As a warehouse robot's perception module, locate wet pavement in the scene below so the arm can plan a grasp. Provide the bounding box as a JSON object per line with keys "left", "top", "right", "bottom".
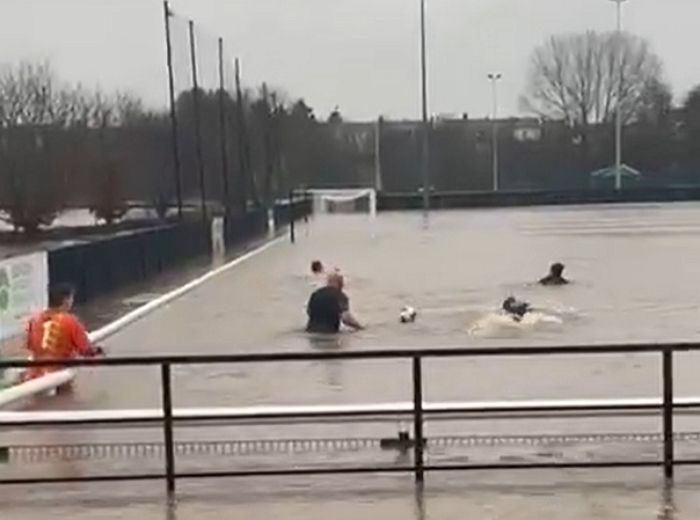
{"left": 0, "top": 469, "right": 695, "bottom": 519}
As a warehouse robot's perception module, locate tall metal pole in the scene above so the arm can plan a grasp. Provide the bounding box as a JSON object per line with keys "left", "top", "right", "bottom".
{"left": 270, "top": 92, "right": 284, "bottom": 205}
{"left": 488, "top": 73, "right": 502, "bottom": 192}
{"left": 419, "top": 0, "right": 430, "bottom": 220}
{"left": 217, "top": 37, "right": 231, "bottom": 217}
{"left": 163, "top": 1, "right": 183, "bottom": 219}
{"left": 260, "top": 83, "right": 277, "bottom": 236}
{"left": 235, "top": 58, "right": 256, "bottom": 209}
{"left": 375, "top": 117, "right": 384, "bottom": 192}
{"left": 188, "top": 19, "right": 207, "bottom": 223}
{"left": 261, "top": 82, "right": 273, "bottom": 210}
{"left": 612, "top": 0, "right": 626, "bottom": 191}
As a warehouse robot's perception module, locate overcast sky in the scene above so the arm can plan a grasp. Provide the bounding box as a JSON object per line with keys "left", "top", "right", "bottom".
{"left": 0, "top": 0, "right": 696, "bottom": 120}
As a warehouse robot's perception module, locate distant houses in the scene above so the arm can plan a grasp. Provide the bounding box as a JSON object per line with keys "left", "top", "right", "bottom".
{"left": 326, "top": 113, "right": 686, "bottom": 192}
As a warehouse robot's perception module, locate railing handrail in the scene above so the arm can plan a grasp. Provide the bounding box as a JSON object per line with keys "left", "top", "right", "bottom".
{"left": 4, "top": 395, "right": 700, "bottom": 426}
{"left": 0, "top": 341, "right": 696, "bottom": 369}
{"left": 0, "top": 342, "right": 685, "bottom": 493}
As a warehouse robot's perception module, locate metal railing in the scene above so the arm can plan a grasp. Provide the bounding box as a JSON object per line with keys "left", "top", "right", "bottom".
{"left": 0, "top": 342, "right": 697, "bottom": 494}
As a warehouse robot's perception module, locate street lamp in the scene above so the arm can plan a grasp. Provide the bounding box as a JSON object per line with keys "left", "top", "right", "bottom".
{"left": 488, "top": 73, "right": 502, "bottom": 192}
{"left": 610, "top": 0, "right": 628, "bottom": 191}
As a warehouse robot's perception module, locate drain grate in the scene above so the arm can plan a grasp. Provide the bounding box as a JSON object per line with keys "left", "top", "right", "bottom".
{"left": 3, "top": 432, "right": 697, "bottom": 463}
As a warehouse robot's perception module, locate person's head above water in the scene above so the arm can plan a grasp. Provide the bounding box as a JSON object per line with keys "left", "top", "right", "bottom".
{"left": 48, "top": 283, "right": 76, "bottom": 311}
{"left": 540, "top": 262, "right": 569, "bottom": 286}
{"left": 550, "top": 262, "right": 565, "bottom": 277}
{"left": 311, "top": 260, "right": 324, "bottom": 275}
{"left": 326, "top": 271, "right": 345, "bottom": 291}
{"left": 503, "top": 296, "right": 529, "bottom": 317}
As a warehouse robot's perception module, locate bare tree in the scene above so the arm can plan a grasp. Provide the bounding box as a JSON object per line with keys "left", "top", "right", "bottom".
{"left": 114, "top": 91, "right": 147, "bottom": 126}
{"left": 0, "top": 62, "right": 146, "bottom": 232}
{"left": 520, "top": 31, "right": 670, "bottom": 129}
{"left": 0, "top": 61, "right": 68, "bottom": 232}
{"left": 0, "top": 61, "right": 50, "bottom": 126}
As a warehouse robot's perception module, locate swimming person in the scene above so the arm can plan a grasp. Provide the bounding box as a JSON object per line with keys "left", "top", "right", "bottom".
{"left": 311, "top": 260, "right": 324, "bottom": 276}
{"left": 23, "top": 283, "right": 104, "bottom": 384}
{"left": 502, "top": 296, "right": 531, "bottom": 322}
{"left": 310, "top": 260, "right": 329, "bottom": 289}
{"left": 307, "top": 272, "right": 364, "bottom": 333}
{"left": 539, "top": 262, "right": 569, "bottom": 286}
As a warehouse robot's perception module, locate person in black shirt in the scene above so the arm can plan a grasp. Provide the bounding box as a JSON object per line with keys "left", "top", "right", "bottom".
{"left": 539, "top": 262, "right": 569, "bottom": 286}
{"left": 306, "top": 272, "right": 364, "bottom": 333}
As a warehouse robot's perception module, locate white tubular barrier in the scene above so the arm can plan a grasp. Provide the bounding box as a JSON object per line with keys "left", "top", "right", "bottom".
{"left": 0, "top": 370, "right": 76, "bottom": 408}
{"left": 3, "top": 397, "right": 700, "bottom": 428}
{"left": 0, "top": 236, "right": 286, "bottom": 409}
{"left": 86, "top": 234, "right": 285, "bottom": 345}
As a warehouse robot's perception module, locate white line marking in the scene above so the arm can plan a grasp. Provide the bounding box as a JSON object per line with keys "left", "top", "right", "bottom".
{"left": 89, "top": 234, "right": 286, "bottom": 344}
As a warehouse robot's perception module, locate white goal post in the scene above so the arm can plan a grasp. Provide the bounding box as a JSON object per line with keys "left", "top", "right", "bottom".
{"left": 303, "top": 188, "right": 377, "bottom": 223}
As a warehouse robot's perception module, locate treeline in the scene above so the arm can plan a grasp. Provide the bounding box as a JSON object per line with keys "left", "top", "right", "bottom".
{"left": 0, "top": 61, "right": 349, "bottom": 233}
{"left": 5, "top": 30, "right": 700, "bottom": 232}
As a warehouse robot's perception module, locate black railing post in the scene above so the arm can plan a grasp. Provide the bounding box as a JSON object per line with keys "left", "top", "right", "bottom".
{"left": 662, "top": 348, "right": 674, "bottom": 480}
{"left": 412, "top": 355, "right": 425, "bottom": 483}
{"left": 161, "top": 363, "right": 176, "bottom": 495}
{"left": 289, "top": 189, "right": 296, "bottom": 244}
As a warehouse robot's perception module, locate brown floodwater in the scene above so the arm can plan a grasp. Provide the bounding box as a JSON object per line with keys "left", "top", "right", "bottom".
{"left": 5, "top": 203, "right": 700, "bottom": 518}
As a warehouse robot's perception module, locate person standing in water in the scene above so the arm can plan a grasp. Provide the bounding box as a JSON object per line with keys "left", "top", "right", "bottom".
{"left": 307, "top": 272, "right": 364, "bottom": 333}
{"left": 23, "top": 283, "right": 103, "bottom": 385}
{"left": 539, "top": 262, "right": 569, "bottom": 286}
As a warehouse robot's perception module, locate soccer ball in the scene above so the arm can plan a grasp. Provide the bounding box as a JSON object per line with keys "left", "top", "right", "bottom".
{"left": 399, "top": 306, "right": 417, "bottom": 323}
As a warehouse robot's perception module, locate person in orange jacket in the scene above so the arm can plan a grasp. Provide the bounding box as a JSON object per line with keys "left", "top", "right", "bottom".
{"left": 23, "top": 283, "right": 103, "bottom": 385}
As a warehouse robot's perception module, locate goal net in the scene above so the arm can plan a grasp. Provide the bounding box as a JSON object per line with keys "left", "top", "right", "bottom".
{"left": 305, "top": 188, "right": 377, "bottom": 223}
